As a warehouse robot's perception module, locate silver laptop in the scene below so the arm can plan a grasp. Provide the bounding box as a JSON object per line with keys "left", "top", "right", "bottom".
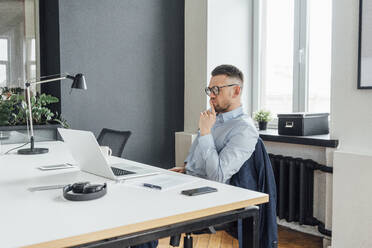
{"left": 58, "top": 128, "right": 159, "bottom": 180}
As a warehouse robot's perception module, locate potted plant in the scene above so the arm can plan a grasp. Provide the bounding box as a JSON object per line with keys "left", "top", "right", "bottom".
{"left": 253, "top": 110, "right": 272, "bottom": 131}
{"left": 0, "top": 87, "right": 68, "bottom": 143}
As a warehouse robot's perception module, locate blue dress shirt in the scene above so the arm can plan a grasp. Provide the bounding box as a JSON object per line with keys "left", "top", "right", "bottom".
{"left": 185, "top": 106, "right": 259, "bottom": 184}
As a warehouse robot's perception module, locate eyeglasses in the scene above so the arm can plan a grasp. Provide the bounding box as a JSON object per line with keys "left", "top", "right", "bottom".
{"left": 204, "top": 84, "right": 240, "bottom": 96}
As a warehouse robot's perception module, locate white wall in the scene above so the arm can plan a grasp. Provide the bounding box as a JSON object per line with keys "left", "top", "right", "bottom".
{"left": 331, "top": 0, "right": 372, "bottom": 247}
{"left": 184, "top": 0, "right": 208, "bottom": 133}
{"left": 332, "top": 152, "right": 372, "bottom": 248}
{"left": 331, "top": 0, "right": 372, "bottom": 152}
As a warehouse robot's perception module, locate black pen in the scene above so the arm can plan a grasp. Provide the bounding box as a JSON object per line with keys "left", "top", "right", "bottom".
{"left": 143, "top": 183, "right": 162, "bottom": 190}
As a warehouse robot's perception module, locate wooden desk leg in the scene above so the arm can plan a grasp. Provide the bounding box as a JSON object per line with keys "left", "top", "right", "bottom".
{"left": 242, "top": 208, "right": 259, "bottom": 248}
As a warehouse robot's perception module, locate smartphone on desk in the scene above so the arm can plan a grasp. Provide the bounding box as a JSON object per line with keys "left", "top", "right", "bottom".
{"left": 181, "top": 186, "right": 218, "bottom": 196}
{"left": 38, "top": 163, "right": 75, "bottom": 171}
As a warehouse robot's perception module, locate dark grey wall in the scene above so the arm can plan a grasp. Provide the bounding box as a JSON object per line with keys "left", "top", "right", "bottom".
{"left": 59, "top": 0, "right": 184, "bottom": 168}
{"left": 40, "top": 0, "right": 61, "bottom": 115}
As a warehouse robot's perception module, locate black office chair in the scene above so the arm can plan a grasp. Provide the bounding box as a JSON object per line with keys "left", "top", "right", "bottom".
{"left": 97, "top": 128, "right": 132, "bottom": 157}
{"left": 170, "top": 138, "right": 278, "bottom": 248}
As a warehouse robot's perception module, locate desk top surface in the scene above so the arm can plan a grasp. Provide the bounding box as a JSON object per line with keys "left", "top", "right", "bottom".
{"left": 0, "top": 141, "right": 268, "bottom": 248}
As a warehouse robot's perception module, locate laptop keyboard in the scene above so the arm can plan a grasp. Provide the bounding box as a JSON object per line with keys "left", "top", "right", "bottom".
{"left": 111, "top": 167, "right": 136, "bottom": 176}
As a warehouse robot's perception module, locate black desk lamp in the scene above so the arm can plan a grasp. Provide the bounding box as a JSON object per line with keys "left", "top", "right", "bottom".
{"left": 17, "top": 73, "right": 87, "bottom": 155}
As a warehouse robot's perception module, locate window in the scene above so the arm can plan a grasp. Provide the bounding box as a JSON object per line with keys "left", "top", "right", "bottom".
{"left": 257, "top": 0, "right": 294, "bottom": 115}
{"left": 253, "top": 0, "right": 332, "bottom": 120}
{"left": 0, "top": 38, "right": 9, "bottom": 86}
{"left": 0, "top": 64, "right": 6, "bottom": 86}
{"left": 0, "top": 0, "right": 38, "bottom": 88}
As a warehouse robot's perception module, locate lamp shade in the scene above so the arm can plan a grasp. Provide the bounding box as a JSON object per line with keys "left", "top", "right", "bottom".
{"left": 70, "top": 73, "right": 87, "bottom": 90}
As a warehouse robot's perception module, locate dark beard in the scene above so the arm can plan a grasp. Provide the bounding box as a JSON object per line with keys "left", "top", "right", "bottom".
{"left": 214, "top": 103, "right": 231, "bottom": 113}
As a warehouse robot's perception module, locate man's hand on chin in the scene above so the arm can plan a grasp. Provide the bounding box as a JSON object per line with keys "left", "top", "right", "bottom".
{"left": 199, "top": 101, "right": 216, "bottom": 136}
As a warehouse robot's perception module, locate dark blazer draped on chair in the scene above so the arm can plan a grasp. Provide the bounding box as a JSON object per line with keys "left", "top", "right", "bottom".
{"left": 230, "top": 138, "right": 278, "bottom": 248}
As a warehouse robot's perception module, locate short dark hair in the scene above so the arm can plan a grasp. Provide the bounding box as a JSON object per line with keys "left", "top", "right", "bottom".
{"left": 211, "top": 64, "right": 244, "bottom": 83}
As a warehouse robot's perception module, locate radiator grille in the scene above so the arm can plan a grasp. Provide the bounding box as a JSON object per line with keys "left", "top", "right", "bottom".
{"left": 269, "top": 154, "right": 332, "bottom": 236}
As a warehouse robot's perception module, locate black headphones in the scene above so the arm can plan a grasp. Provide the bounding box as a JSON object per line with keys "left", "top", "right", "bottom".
{"left": 63, "top": 182, "right": 107, "bottom": 201}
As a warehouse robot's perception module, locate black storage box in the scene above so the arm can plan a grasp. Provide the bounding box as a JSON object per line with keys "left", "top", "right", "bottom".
{"left": 277, "top": 113, "right": 329, "bottom": 136}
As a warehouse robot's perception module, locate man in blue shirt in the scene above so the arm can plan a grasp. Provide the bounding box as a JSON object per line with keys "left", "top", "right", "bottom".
{"left": 168, "top": 65, "right": 278, "bottom": 248}
{"left": 134, "top": 65, "right": 259, "bottom": 248}
{"left": 171, "top": 64, "right": 258, "bottom": 184}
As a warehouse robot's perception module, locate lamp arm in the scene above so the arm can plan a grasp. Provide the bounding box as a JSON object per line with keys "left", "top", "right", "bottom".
{"left": 24, "top": 74, "right": 69, "bottom": 149}
{"left": 25, "top": 75, "right": 68, "bottom": 87}
{"left": 25, "top": 85, "right": 34, "bottom": 149}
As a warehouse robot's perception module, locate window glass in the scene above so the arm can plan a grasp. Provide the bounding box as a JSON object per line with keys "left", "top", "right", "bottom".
{"left": 30, "top": 38, "right": 36, "bottom": 61}
{"left": 307, "top": 0, "right": 332, "bottom": 113}
{"left": 260, "top": 0, "right": 294, "bottom": 116}
{"left": 0, "top": 39, "right": 7, "bottom": 61}
{"left": 30, "top": 64, "right": 36, "bottom": 80}
{"left": 0, "top": 64, "right": 6, "bottom": 86}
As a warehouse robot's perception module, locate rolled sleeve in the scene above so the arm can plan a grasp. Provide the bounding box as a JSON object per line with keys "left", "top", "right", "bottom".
{"left": 202, "top": 124, "right": 258, "bottom": 183}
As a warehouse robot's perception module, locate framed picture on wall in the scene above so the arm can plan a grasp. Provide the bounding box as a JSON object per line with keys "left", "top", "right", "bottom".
{"left": 358, "top": 0, "right": 372, "bottom": 89}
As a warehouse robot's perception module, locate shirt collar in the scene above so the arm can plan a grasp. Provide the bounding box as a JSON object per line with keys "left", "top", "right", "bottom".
{"left": 217, "top": 106, "right": 244, "bottom": 123}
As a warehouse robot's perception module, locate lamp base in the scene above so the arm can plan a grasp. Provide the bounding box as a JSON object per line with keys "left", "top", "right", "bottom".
{"left": 17, "top": 147, "right": 49, "bottom": 155}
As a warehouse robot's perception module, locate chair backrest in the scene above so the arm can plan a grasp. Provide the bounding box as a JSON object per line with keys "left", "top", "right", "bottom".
{"left": 96, "top": 128, "right": 131, "bottom": 157}
{"left": 230, "top": 137, "right": 278, "bottom": 248}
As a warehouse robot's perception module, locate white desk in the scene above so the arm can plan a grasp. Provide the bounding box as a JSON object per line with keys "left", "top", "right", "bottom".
{"left": 0, "top": 141, "right": 268, "bottom": 248}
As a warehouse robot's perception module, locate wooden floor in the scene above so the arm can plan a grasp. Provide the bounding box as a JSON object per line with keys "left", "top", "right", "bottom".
{"left": 158, "top": 226, "right": 322, "bottom": 248}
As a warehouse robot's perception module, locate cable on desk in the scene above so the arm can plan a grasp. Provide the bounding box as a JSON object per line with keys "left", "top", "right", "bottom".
{"left": 4, "top": 142, "right": 30, "bottom": 154}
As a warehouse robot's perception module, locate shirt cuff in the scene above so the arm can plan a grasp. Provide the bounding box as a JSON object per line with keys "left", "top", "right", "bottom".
{"left": 197, "top": 134, "right": 215, "bottom": 151}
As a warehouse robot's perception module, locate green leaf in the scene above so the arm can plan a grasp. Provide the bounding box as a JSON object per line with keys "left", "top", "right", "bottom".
{"left": 0, "top": 88, "right": 67, "bottom": 127}
{"left": 253, "top": 110, "right": 272, "bottom": 122}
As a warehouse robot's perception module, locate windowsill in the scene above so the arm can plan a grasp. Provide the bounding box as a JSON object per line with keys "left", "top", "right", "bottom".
{"left": 259, "top": 129, "right": 338, "bottom": 148}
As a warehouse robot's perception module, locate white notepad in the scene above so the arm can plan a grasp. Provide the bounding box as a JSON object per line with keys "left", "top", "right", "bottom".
{"left": 128, "top": 173, "right": 199, "bottom": 191}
